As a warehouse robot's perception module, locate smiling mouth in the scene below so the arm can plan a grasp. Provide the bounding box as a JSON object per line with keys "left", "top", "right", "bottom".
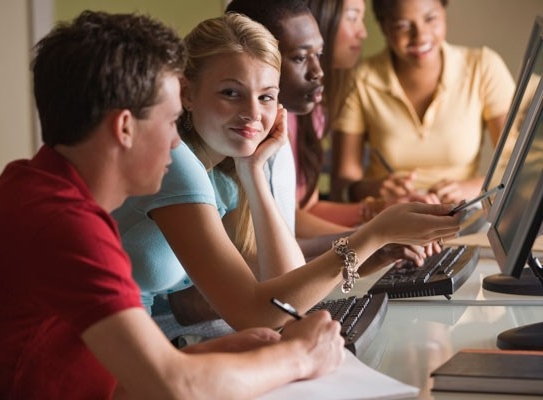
{"left": 231, "top": 126, "right": 260, "bottom": 139}
{"left": 407, "top": 42, "right": 433, "bottom": 56}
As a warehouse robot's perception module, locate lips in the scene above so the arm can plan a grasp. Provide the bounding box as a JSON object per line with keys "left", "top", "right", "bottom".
{"left": 306, "top": 85, "right": 324, "bottom": 103}
{"left": 231, "top": 125, "right": 260, "bottom": 139}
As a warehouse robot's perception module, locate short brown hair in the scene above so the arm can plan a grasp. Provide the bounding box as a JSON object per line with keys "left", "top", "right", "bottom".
{"left": 33, "top": 10, "right": 186, "bottom": 146}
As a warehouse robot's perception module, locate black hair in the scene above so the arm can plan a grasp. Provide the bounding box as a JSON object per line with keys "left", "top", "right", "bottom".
{"left": 372, "top": 0, "right": 448, "bottom": 24}
{"left": 226, "top": 0, "right": 311, "bottom": 39}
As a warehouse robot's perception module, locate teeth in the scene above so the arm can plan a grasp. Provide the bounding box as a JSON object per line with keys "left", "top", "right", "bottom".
{"left": 414, "top": 43, "right": 432, "bottom": 53}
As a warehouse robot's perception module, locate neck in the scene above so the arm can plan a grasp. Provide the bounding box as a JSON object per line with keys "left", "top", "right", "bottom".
{"left": 393, "top": 52, "right": 443, "bottom": 88}
{"left": 190, "top": 136, "right": 225, "bottom": 171}
{"left": 54, "top": 143, "right": 127, "bottom": 213}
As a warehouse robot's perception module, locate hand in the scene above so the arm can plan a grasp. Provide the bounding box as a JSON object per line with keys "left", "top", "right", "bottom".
{"left": 428, "top": 179, "right": 464, "bottom": 204}
{"left": 182, "top": 327, "right": 281, "bottom": 354}
{"left": 367, "top": 202, "right": 461, "bottom": 246}
{"left": 358, "top": 243, "right": 434, "bottom": 276}
{"left": 234, "top": 104, "right": 288, "bottom": 174}
{"left": 428, "top": 178, "right": 487, "bottom": 205}
{"left": 359, "top": 192, "right": 441, "bottom": 222}
{"left": 379, "top": 172, "right": 417, "bottom": 199}
{"left": 280, "top": 311, "right": 345, "bottom": 379}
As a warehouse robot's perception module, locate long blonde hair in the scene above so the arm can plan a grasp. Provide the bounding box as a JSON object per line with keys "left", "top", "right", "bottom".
{"left": 179, "top": 13, "right": 281, "bottom": 256}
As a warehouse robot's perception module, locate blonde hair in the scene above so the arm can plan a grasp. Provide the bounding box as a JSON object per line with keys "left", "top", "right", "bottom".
{"left": 180, "top": 13, "right": 281, "bottom": 256}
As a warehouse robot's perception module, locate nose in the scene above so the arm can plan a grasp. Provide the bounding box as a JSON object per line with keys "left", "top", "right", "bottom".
{"left": 239, "top": 99, "right": 262, "bottom": 122}
{"left": 358, "top": 22, "right": 368, "bottom": 40}
{"left": 306, "top": 55, "right": 324, "bottom": 82}
{"left": 410, "top": 21, "right": 429, "bottom": 41}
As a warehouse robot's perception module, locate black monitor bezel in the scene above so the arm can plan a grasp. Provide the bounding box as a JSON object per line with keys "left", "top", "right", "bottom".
{"left": 481, "top": 15, "right": 543, "bottom": 216}
{"left": 487, "top": 78, "right": 543, "bottom": 277}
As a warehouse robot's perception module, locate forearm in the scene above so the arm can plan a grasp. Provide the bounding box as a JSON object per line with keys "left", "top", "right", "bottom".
{"left": 168, "top": 286, "right": 220, "bottom": 326}
{"left": 241, "top": 167, "right": 306, "bottom": 279}
{"left": 90, "top": 310, "right": 308, "bottom": 400}
{"left": 178, "top": 340, "right": 308, "bottom": 400}
{"left": 305, "top": 200, "right": 362, "bottom": 227}
{"left": 347, "top": 178, "right": 382, "bottom": 201}
{"left": 297, "top": 230, "right": 356, "bottom": 260}
{"left": 295, "top": 208, "right": 348, "bottom": 238}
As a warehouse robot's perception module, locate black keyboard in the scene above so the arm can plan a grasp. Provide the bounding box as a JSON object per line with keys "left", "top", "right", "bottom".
{"left": 307, "top": 292, "right": 388, "bottom": 356}
{"left": 368, "top": 246, "right": 480, "bottom": 299}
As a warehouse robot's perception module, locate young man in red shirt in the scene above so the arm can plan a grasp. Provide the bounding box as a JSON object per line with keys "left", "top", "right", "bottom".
{"left": 0, "top": 10, "right": 344, "bottom": 399}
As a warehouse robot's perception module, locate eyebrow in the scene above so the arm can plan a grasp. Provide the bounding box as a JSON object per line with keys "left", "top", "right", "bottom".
{"left": 219, "top": 78, "right": 279, "bottom": 91}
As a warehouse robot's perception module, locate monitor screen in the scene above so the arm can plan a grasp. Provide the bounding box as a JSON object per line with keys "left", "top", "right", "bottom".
{"left": 481, "top": 15, "right": 543, "bottom": 216}
{"left": 485, "top": 81, "right": 543, "bottom": 350}
{"left": 487, "top": 80, "right": 543, "bottom": 277}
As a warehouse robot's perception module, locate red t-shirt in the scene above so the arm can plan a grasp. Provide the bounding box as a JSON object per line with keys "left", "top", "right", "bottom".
{"left": 0, "top": 146, "right": 142, "bottom": 399}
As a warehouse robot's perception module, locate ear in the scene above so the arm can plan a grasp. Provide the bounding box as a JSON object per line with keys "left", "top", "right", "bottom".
{"left": 112, "top": 109, "right": 135, "bottom": 148}
{"left": 180, "top": 76, "right": 193, "bottom": 111}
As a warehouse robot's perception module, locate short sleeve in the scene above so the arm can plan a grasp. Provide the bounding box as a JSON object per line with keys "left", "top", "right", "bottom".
{"left": 479, "top": 46, "right": 515, "bottom": 120}
{"left": 332, "top": 69, "right": 367, "bottom": 136}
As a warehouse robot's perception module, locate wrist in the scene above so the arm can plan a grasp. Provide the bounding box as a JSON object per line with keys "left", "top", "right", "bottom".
{"left": 332, "top": 237, "right": 360, "bottom": 293}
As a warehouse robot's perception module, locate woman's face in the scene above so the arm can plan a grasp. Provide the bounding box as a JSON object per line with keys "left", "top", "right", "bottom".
{"left": 276, "top": 13, "right": 324, "bottom": 115}
{"left": 333, "top": 0, "right": 367, "bottom": 69}
{"left": 183, "top": 52, "right": 280, "bottom": 163}
{"left": 381, "top": 0, "right": 446, "bottom": 68}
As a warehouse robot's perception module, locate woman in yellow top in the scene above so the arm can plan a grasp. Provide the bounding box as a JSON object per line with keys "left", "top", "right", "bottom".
{"left": 331, "top": 0, "right": 515, "bottom": 204}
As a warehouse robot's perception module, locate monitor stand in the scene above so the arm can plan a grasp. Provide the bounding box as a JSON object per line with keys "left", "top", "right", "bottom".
{"left": 483, "top": 267, "right": 543, "bottom": 296}
{"left": 496, "top": 255, "right": 543, "bottom": 350}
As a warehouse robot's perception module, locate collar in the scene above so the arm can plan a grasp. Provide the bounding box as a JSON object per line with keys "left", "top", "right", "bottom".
{"left": 364, "top": 42, "right": 464, "bottom": 96}
{"left": 31, "top": 145, "right": 94, "bottom": 201}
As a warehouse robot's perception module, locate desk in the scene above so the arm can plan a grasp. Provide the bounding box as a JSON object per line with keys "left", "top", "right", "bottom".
{"left": 328, "top": 257, "right": 543, "bottom": 399}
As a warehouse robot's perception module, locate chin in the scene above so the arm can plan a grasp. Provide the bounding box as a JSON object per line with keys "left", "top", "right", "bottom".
{"left": 291, "top": 103, "right": 315, "bottom": 116}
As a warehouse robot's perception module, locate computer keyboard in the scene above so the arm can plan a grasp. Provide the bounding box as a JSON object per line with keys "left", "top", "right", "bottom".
{"left": 307, "top": 292, "right": 388, "bottom": 356}
{"left": 368, "top": 245, "right": 480, "bottom": 300}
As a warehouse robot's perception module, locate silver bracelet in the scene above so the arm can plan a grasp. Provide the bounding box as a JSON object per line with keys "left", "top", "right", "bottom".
{"left": 332, "top": 237, "right": 360, "bottom": 293}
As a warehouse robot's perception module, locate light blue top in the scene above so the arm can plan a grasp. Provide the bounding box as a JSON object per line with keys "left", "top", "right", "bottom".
{"left": 113, "top": 141, "right": 238, "bottom": 312}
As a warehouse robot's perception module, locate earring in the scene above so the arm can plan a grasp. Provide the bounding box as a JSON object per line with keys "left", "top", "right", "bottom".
{"left": 182, "top": 110, "right": 193, "bottom": 132}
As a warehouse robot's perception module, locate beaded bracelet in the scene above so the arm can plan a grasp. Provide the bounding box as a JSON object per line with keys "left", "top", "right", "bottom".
{"left": 332, "top": 237, "right": 360, "bottom": 293}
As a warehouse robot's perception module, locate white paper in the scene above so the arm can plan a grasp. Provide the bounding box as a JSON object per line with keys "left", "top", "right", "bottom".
{"left": 257, "top": 349, "right": 419, "bottom": 400}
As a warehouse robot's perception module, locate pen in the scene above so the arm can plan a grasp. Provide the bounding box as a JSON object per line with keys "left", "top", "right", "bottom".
{"left": 448, "top": 183, "right": 505, "bottom": 216}
{"left": 372, "top": 147, "right": 395, "bottom": 174}
{"left": 270, "top": 297, "right": 302, "bottom": 320}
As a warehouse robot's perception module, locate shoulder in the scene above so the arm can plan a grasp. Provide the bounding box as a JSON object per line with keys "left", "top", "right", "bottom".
{"left": 445, "top": 42, "right": 508, "bottom": 71}
{"left": 353, "top": 49, "right": 392, "bottom": 90}
{"left": 116, "top": 142, "right": 217, "bottom": 217}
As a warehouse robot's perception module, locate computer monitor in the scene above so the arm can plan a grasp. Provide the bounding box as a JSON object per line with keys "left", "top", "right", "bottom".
{"left": 481, "top": 15, "right": 543, "bottom": 216}
{"left": 486, "top": 79, "right": 543, "bottom": 350}
{"left": 480, "top": 16, "right": 543, "bottom": 294}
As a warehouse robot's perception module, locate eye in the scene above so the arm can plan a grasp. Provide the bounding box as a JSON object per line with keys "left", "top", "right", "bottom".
{"left": 292, "top": 54, "right": 307, "bottom": 64}
{"left": 259, "top": 94, "right": 276, "bottom": 102}
{"left": 220, "top": 88, "right": 240, "bottom": 98}
{"left": 345, "top": 10, "right": 358, "bottom": 23}
{"left": 426, "top": 13, "right": 438, "bottom": 23}
{"left": 392, "top": 20, "right": 410, "bottom": 32}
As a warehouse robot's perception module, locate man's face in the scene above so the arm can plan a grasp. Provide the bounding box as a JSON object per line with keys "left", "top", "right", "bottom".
{"left": 277, "top": 13, "right": 324, "bottom": 115}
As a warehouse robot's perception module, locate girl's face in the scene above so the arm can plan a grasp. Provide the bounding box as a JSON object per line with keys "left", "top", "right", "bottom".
{"left": 276, "top": 13, "right": 324, "bottom": 115}
{"left": 333, "top": 0, "right": 367, "bottom": 69}
{"left": 381, "top": 0, "right": 446, "bottom": 68}
{"left": 183, "top": 52, "right": 280, "bottom": 164}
